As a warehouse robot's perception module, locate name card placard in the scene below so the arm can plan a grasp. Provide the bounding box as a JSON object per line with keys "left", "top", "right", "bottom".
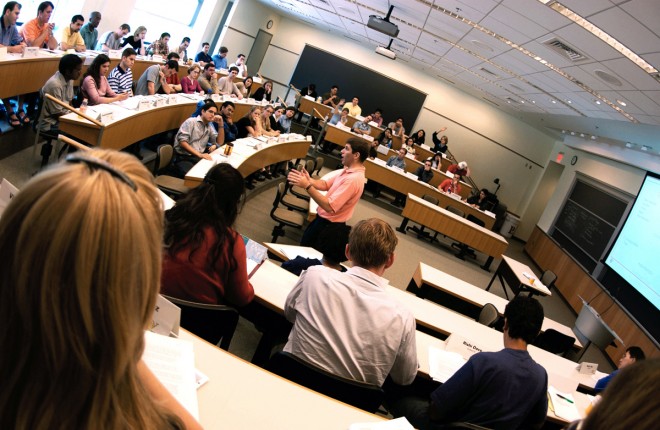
{"left": 151, "top": 54, "right": 163, "bottom": 62}
{"left": 154, "top": 98, "right": 166, "bottom": 108}
{"left": 108, "top": 49, "right": 122, "bottom": 59}
{"left": 99, "top": 111, "right": 114, "bottom": 124}
{"left": 445, "top": 334, "right": 484, "bottom": 359}
{"left": 577, "top": 362, "right": 598, "bottom": 374}
{"left": 22, "top": 47, "right": 39, "bottom": 58}
{"left": 167, "top": 94, "right": 178, "bottom": 105}
{"left": 137, "top": 99, "right": 151, "bottom": 111}
{"left": 0, "top": 46, "right": 7, "bottom": 60}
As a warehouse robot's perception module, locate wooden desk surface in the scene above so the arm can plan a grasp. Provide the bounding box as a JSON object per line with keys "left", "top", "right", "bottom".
{"left": 366, "top": 159, "right": 495, "bottom": 229}
{"left": 501, "top": 255, "right": 552, "bottom": 296}
{"left": 413, "top": 262, "right": 581, "bottom": 348}
{"left": 184, "top": 136, "right": 311, "bottom": 187}
{"left": 400, "top": 194, "right": 505, "bottom": 258}
{"left": 179, "top": 330, "right": 384, "bottom": 429}
{"left": 297, "top": 96, "right": 332, "bottom": 118}
{"left": 324, "top": 123, "right": 372, "bottom": 148}
{"left": 375, "top": 148, "right": 471, "bottom": 198}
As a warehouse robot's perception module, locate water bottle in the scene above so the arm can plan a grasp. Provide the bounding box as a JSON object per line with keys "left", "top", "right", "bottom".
{"left": 79, "top": 98, "right": 88, "bottom": 117}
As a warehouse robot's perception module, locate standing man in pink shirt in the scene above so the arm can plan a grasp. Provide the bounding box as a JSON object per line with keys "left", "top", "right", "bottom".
{"left": 287, "top": 138, "right": 368, "bottom": 246}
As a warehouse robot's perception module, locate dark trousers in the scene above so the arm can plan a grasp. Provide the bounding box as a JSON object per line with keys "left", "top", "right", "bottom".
{"left": 300, "top": 216, "right": 345, "bottom": 247}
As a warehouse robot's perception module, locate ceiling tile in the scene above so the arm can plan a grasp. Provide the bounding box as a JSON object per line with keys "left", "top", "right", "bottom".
{"left": 620, "top": 0, "right": 660, "bottom": 38}
{"left": 590, "top": 7, "right": 660, "bottom": 55}
{"left": 559, "top": 0, "right": 616, "bottom": 17}
{"left": 599, "top": 57, "right": 660, "bottom": 91}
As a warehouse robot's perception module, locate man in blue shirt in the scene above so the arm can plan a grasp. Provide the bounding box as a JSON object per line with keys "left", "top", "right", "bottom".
{"left": 594, "top": 346, "right": 645, "bottom": 393}
{"left": 391, "top": 296, "right": 548, "bottom": 430}
{"left": 195, "top": 42, "right": 213, "bottom": 66}
{"left": 212, "top": 46, "right": 228, "bottom": 69}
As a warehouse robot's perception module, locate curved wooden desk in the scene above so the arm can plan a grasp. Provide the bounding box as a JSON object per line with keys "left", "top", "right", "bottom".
{"left": 184, "top": 136, "right": 311, "bottom": 187}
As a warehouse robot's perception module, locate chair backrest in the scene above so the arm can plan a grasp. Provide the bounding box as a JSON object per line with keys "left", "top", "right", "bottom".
{"left": 533, "top": 329, "right": 575, "bottom": 356}
{"left": 313, "top": 156, "right": 324, "bottom": 175}
{"left": 305, "top": 158, "right": 315, "bottom": 172}
{"left": 477, "top": 303, "right": 500, "bottom": 328}
{"left": 155, "top": 144, "right": 174, "bottom": 174}
{"left": 541, "top": 270, "right": 557, "bottom": 289}
{"left": 271, "top": 183, "right": 286, "bottom": 216}
{"left": 466, "top": 214, "right": 486, "bottom": 228}
{"left": 422, "top": 194, "right": 439, "bottom": 205}
{"left": 268, "top": 351, "right": 385, "bottom": 413}
{"left": 161, "top": 294, "right": 239, "bottom": 350}
{"left": 446, "top": 205, "right": 465, "bottom": 218}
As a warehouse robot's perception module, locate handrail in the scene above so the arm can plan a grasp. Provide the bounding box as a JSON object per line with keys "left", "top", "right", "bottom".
{"left": 44, "top": 94, "right": 104, "bottom": 127}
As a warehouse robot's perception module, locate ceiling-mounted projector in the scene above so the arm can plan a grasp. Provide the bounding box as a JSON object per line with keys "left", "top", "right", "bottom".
{"left": 368, "top": 5, "right": 399, "bottom": 38}
{"left": 376, "top": 39, "right": 396, "bottom": 60}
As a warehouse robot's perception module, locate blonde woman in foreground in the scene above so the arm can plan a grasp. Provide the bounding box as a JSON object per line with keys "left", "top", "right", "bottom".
{"left": 0, "top": 150, "right": 202, "bottom": 430}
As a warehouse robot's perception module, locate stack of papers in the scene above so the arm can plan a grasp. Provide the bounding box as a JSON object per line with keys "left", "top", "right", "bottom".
{"left": 428, "top": 346, "right": 467, "bottom": 383}
{"left": 548, "top": 386, "right": 581, "bottom": 422}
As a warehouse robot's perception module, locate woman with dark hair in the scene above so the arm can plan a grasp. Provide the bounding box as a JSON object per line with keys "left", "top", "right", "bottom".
{"left": 161, "top": 163, "right": 254, "bottom": 306}
{"left": 81, "top": 54, "right": 129, "bottom": 105}
{"left": 376, "top": 127, "right": 394, "bottom": 148}
{"left": 431, "top": 152, "right": 443, "bottom": 169}
{"left": 236, "top": 76, "right": 254, "bottom": 98}
{"left": 411, "top": 129, "right": 426, "bottom": 145}
{"left": 466, "top": 188, "right": 491, "bottom": 210}
{"left": 252, "top": 80, "right": 273, "bottom": 102}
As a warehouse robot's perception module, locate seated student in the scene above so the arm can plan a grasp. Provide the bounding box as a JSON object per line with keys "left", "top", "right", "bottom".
{"left": 161, "top": 163, "right": 254, "bottom": 307}
{"left": 172, "top": 100, "right": 224, "bottom": 176}
{"left": 351, "top": 114, "right": 373, "bottom": 136}
{"left": 261, "top": 106, "right": 280, "bottom": 138}
{"left": 195, "top": 42, "right": 213, "bottom": 66}
{"left": 59, "top": 14, "right": 85, "bottom": 52}
{"left": 403, "top": 136, "right": 416, "bottom": 155}
{"left": 330, "top": 106, "right": 349, "bottom": 126}
{"left": 219, "top": 101, "right": 238, "bottom": 142}
{"left": 564, "top": 359, "right": 659, "bottom": 430}
{"left": 229, "top": 53, "right": 248, "bottom": 78}
{"left": 175, "top": 37, "right": 190, "bottom": 63}
{"left": 236, "top": 105, "right": 263, "bottom": 139}
{"left": 79, "top": 11, "right": 101, "bottom": 50}
{"left": 411, "top": 129, "right": 426, "bottom": 145}
{"left": 198, "top": 63, "right": 219, "bottom": 94}
{"left": 388, "top": 117, "right": 405, "bottom": 137}
{"left": 279, "top": 106, "right": 296, "bottom": 133}
{"left": 371, "top": 108, "right": 384, "bottom": 127}
{"left": 594, "top": 346, "right": 645, "bottom": 393}
{"left": 135, "top": 59, "right": 179, "bottom": 95}
{"left": 149, "top": 32, "right": 170, "bottom": 56}
{"left": 20, "top": 1, "right": 57, "bottom": 50}
{"left": 236, "top": 76, "right": 253, "bottom": 98}
{"left": 108, "top": 47, "right": 137, "bottom": 95}
{"left": 439, "top": 174, "right": 461, "bottom": 195}
{"left": 81, "top": 54, "right": 129, "bottom": 105}
{"left": 39, "top": 53, "right": 83, "bottom": 133}
{"left": 0, "top": 149, "right": 201, "bottom": 430}
{"left": 217, "top": 66, "right": 243, "bottom": 99}
{"left": 416, "top": 159, "right": 434, "bottom": 183}
{"left": 270, "top": 105, "right": 286, "bottom": 133}
{"left": 212, "top": 45, "right": 228, "bottom": 69}
{"left": 282, "top": 223, "right": 351, "bottom": 276}
{"left": 465, "top": 188, "right": 491, "bottom": 210}
{"left": 387, "top": 147, "right": 407, "bottom": 170}
{"left": 299, "top": 83, "right": 317, "bottom": 100}
{"left": 121, "top": 25, "right": 147, "bottom": 55}
{"left": 376, "top": 127, "right": 394, "bottom": 149}
{"left": 252, "top": 80, "right": 273, "bottom": 102}
{"left": 164, "top": 52, "right": 182, "bottom": 92}
{"left": 283, "top": 218, "right": 418, "bottom": 387}
{"left": 431, "top": 127, "right": 449, "bottom": 153}
{"left": 447, "top": 160, "right": 470, "bottom": 177}
{"left": 430, "top": 152, "right": 443, "bottom": 169}
{"left": 181, "top": 64, "right": 204, "bottom": 94}
{"left": 97, "top": 23, "right": 130, "bottom": 52}
{"left": 392, "top": 296, "right": 547, "bottom": 430}
{"left": 321, "top": 85, "right": 340, "bottom": 107}
{"left": 343, "top": 97, "right": 361, "bottom": 116}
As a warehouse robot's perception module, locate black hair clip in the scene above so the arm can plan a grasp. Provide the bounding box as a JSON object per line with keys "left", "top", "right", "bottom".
{"left": 65, "top": 154, "right": 137, "bottom": 191}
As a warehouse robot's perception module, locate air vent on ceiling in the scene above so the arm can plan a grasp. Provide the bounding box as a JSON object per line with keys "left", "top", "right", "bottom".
{"left": 593, "top": 69, "right": 623, "bottom": 86}
{"left": 479, "top": 67, "right": 499, "bottom": 78}
{"left": 543, "top": 38, "right": 588, "bottom": 62}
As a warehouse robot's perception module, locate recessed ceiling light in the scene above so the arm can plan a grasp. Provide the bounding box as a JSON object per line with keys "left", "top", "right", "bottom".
{"left": 567, "top": 100, "right": 572, "bottom": 104}
{"left": 641, "top": 145, "right": 649, "bottom": 151}
{"left": 625, "top": 142, "right": 634, "bottom": 148}
{"left": 616, "top": 99, "right": 627, "bottom": 106}
{"left": 532, "top": 100, "right": 536, "bottom": 103}
{"left": 595, "top": 100, "right": 601, "bottom": 105}
{"left": 580, "top": 133, "right": 585, "bottom": 137}
{"left": 590, "top": 135, "right": 597, "bottom": 140}
{"left": 551, "top": 100, "right": 557, "bottom": 104}
{"left": 520, "top": 100, "right": 525, "bottom": 103}
{"left": 570, "top": 131, "right": 575, "bottom": 135}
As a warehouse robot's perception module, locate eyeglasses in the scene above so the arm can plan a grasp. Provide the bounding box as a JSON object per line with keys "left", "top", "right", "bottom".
{"left": 66, "top": 154, "right": 137, "bottom": 191}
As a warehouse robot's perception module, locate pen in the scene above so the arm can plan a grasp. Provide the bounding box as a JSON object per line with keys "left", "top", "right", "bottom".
{"left": 556, "top": 393, "right": 574, "bottom": 404}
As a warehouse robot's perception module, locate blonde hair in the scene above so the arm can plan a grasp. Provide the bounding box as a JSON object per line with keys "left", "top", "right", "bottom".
{"left": 188, "top": 64, "right": 201, "bottom": 75}
{"left": 348, "top": 218, "right": 397, "bottom": 268}
{"left": 0, "top": 150, "right": 181, "bottom": 429}
{"left": 134, "top": 25, "right": 147, "bottom": 38}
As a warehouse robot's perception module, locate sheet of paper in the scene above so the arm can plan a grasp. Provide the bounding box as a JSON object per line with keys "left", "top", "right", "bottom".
{"left": 428, "top": 346, "right": 467, "bottom": 383}
{"left": 548, "top": 386, "right": 581, "bottom": 422}
{"left": 143, "top": 331, "right": 199, "bottom": 419}
{"left": 159, "top": 189, "right": 175, "bottom": 211}
{"left": 151, "top": 294, "right": 181, "bottom": 337}
{"left": 349, "top": 417, "right": 414, "bottom": 430}
{"left": 280, "top": 246, "right": 322, "bottom": 261}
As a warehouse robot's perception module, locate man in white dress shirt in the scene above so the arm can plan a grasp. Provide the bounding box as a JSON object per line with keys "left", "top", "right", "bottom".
{"left": 283, "top": 218, "right": 418, "bottom": 387}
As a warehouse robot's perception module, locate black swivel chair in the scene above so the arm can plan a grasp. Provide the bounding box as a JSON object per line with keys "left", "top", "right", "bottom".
{"left": 270, "top": 183, "right": 305, "bottom": 243}
{"left": 161, "top": 295, "right": 239, "bottom": 350}
{"left": 533, "top": 329, "right": 576, "bottom": 357}
{"left": 268, "top": 351, "right": 385, "bottom": 413}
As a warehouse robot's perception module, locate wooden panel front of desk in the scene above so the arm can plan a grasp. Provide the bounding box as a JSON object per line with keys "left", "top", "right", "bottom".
{"left": 365, "top": 161, "right": 494, "bottom": 229}
{"left": 0, "top": 57, "right": 59, "bottom": 99}
{"left": 60, "top": 102, "right": 197, "bottom": 149}
{"left": 402, "top": 197, "right": 507, "bottom": 259}
{"left": 525, "top": 227, "right": 659, "bottom": 361}
{"left": 324, "top": 126, "right": 370, "bottom": 148}
{"left": 298, "top": 97, "right": 331, "bottom": 118}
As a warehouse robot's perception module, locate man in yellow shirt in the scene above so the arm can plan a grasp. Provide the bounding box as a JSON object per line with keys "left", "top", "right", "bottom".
{"left": 59, "top": 14, "right": 85, "bottom": 52}
{"left": 342, "top": 97, "right": 362, "bottom": 117}
{"left": 20, "top": 1, "right": 57, "bottom": 49}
